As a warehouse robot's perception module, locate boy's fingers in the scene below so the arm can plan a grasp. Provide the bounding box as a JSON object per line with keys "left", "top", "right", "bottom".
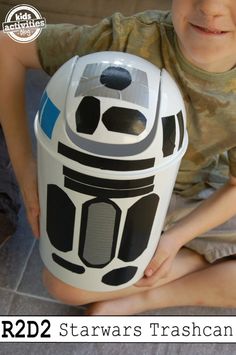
{"left": 23, "top": 187, "right": 40, "bottom": 238}
{"left": 25, "top": 200, "right": 40, "bottom": 237}
{"left": 144, "top": 251, "right": 168, "bottom": 277}
{"left": 27, "top": 207, "right": 40, "bottom": 238}
{"left": 136, "top": 258, "right": 172, "bottom": 288}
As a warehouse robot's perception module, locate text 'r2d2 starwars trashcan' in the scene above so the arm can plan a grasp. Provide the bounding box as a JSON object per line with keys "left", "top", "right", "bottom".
{"left": 35, "top": 52, "right": 188, "bottom": 292}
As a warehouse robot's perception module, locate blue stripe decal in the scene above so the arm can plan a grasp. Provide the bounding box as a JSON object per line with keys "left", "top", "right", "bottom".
{"left": 40, "top": 95, "right": 60, "bottom": 139}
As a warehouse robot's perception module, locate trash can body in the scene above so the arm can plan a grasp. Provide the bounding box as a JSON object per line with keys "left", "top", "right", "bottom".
{"left": 35, "top": 52, "right": 188, "bottom": 291}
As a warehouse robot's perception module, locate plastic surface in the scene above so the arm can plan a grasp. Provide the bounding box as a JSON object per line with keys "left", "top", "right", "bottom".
{"left": 35, "top": 51, "right": 188, "bottom": 291}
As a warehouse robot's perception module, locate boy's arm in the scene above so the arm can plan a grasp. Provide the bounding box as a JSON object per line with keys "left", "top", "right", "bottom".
{"left": 0, "top": 31, "right": 42, "bottom": 237}
{"left": 137, "top": 175, "right": 236, "bottom": 287}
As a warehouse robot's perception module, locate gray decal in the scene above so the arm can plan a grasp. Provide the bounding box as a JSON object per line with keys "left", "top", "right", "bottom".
{"left": 75, "top": 63, "right": 149, "bottom": 108}
{"left": 66, "top": 75, "right": 161, "bottom": 157}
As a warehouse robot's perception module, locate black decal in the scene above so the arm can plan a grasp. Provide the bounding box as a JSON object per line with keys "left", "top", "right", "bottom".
{"left": 58, "top": 142, "right": 155, "bottom": 171}
{"left": 162, "top": 115, "right": 176, "bottom": 157}
{"left": 52, "top": 253, "right": 85, "bottom": 274}
{"left": 64, "top": 177, "right": 154, "bottom": 198}
{"left": 100, "top": 66, "right": 132, "bottom": 90}
{"left": 177, "top": 110, "right": 184, "bottom": 150}
{"left": 76, "top": 96, "right": 100, "bottom": 134}
{"left": 118, "top": 194, "right": 159, "bottom": 262}
{"left": 63, "top": 166, "right": 154, "bottom": 189}
{"left": 102, "top": 107, "right": 146, "bottom": 135}
{"left": 79, "top": 199, "right": 121, "bottom": 268}
{"left": 102, "top": 266, "right": 137, "bottom": 286}
{"left": 47, "top": 185, "right": 75, "bottom": 252}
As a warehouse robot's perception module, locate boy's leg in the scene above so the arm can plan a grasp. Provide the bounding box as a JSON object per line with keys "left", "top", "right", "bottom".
{"left": 87, "top": 194, "right": 236, "bottom": 315}
{"left": 42, "top": 244, "right": 236, "bottom": 315}
{"left": 43, "top": 247, "right": 208, "bottom": 307}
{"left": 87, "top": 256, "right": 236, "bottom": 315}
{"left": 0, "top": 126, "right": 21, "bottom": 244}
{"left": 42, "top": 193, "right": 236, "bottom": 314}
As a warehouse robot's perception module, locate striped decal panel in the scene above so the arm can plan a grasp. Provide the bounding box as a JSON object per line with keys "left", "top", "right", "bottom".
{"left": 58, "top": 142, "right": 155, "bottom": 171}
{"left": 79, "top": 199, "right": 121, "bottom": 268}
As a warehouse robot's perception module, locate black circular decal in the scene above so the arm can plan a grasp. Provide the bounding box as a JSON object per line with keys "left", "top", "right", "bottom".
{"left": 100, "top": 66, "right": 132, "bottom": 90}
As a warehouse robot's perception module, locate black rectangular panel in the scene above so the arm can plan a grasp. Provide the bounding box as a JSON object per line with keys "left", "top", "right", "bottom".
{"left": 58, "top": 142, "right": 155, "bottom": 171}
{"left": 63, "top": 166, "right": 154, "bottom": 189}
{"left": 64, "top": 177, "right": 154, "bottom": 198}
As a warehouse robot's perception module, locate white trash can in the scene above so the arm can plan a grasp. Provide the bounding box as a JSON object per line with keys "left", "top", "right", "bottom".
{"left": 35, "top": 52, "right": 188, "bottom": 291}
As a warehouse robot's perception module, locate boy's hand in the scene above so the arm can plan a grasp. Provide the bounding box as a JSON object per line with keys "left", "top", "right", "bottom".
{"left": 19, "top": 159, "right": 40, "bottom": 239}
{"left": 135, "top": 231, "right": 182, "bottom": 288}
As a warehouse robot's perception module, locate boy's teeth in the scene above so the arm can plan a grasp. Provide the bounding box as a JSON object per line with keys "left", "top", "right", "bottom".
{"left": 205, "top": 28, "right": 221, "bottom": 34}
{"left": 201, "top": 26, "right": 223, "bottom": 34}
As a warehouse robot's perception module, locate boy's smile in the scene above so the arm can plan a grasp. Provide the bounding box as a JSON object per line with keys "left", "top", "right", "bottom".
{"left": 190, "top": 23, "right": 229, "bottom": 36}
{"left": 172, "top": 0, "right": 236, "bottom": 72}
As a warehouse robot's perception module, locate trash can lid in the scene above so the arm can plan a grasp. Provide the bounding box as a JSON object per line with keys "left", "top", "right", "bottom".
{"left": 35, "top": 52, "right": 188, "bottom": 176}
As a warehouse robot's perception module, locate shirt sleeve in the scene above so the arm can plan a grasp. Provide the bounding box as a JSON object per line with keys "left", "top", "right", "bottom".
{"left": 36, "top": 13, "right": 137, "bottom": 76}
{"left": 228, "top": 147, "right": 236, "bottom": 177}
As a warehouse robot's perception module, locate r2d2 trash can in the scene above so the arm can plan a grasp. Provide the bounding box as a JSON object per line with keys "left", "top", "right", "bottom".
{"left": 34, "top": 51, "right": 188, "bottom": 292}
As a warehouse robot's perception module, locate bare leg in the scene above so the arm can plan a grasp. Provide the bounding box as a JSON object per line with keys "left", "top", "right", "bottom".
{"left": 88, "top": 257, "right": 236, "bottom": 315}
{"left": 43, "top": 247, "right": 208, "bottom": 307}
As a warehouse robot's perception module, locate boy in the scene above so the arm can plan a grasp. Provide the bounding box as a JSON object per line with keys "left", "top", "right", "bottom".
{"left": 0, "top": 0, "right": 236, "bottom": 315}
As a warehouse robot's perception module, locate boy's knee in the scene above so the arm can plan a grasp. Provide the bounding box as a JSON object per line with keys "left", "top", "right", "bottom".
{"left": 42, "top": 268, "right": 89, "bottom": 306}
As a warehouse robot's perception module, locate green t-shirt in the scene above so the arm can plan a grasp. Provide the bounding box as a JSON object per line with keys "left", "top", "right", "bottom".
{"left": 37, "top": 10, "right": 236, "bottom": 197}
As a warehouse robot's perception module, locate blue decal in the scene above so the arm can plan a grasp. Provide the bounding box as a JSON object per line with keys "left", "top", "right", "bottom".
{"left": 40, "top": 92, "right": 60, "bottom": 139}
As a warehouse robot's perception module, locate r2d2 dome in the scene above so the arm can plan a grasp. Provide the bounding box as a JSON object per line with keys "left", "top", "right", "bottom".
{"left": 35, "top": 51, "right": 188, "bottom": 291}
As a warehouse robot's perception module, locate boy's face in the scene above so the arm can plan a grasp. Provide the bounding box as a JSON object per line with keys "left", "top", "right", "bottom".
{"left": 171, "top": 0, "right": 236, "bottom": 72}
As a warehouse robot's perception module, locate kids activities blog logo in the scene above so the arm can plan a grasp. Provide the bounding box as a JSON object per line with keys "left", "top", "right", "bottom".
{"left": 2, "top": 4, "right": 46, "bottom": 43}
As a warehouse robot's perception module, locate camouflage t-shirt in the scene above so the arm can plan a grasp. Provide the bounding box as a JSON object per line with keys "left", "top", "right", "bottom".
{"left": 37, "top": 10, "right": 236, "bottom": 197}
